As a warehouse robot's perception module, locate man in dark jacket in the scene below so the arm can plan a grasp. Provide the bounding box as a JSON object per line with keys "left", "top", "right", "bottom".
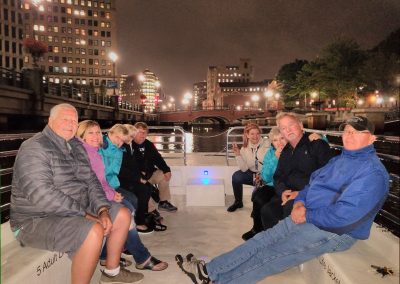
{"left": 260, "top": 112, "right": 334, "bottom": 229}
{"left": 10, "top": 103, "right": 143, "bottom": 284}
{"left": 132, "top": 122, "right": 177, "bottom": 213}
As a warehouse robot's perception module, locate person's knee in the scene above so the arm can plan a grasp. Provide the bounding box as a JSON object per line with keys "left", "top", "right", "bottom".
{"left": 87, "top": 222, "right": 104, "bottom": 243}
{"left": 116, "top": 206, "right": 132, "bottom": 225}
{"left": 232, "top": 171, "right": 242, "bottom": 183}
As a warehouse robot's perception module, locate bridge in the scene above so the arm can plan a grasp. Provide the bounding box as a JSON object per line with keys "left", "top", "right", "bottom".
{"left": 159, "top": 107, "right": 274, "bottom": 124}
{"left": 0, "top": 68, "right": 158, "bottom": 130}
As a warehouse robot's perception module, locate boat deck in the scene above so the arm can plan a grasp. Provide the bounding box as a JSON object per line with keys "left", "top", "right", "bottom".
{"left": 90, "top": 195, "right": 307, "bottom": 284}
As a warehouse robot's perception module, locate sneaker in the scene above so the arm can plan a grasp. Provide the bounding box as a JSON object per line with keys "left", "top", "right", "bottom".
{"left": 99, "top": 267, "right": 144, "bottom": 284}
{"left": 241, "top": 229, "right": 258, "bottom": 241}
{"left": 137, "top": 226, "right": 154, "bottom": 235}
{"left": 175, "top": 254, "right": 210, "bottom": 284}
{"left": 158, "top": 201, "right": 178, "bottom": 212}
{"left": 227, "top": 201, "right": 243, "bottom": 212}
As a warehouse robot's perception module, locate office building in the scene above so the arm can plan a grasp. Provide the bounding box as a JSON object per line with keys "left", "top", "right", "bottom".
{"left": 21, "top": 0, "right": 117, "bottom": 94}
{"left": 206, "top": 58, "right": 253, "bottom": 107}
{"left": 0, "top": 0, "right": 24, "bottom": 71}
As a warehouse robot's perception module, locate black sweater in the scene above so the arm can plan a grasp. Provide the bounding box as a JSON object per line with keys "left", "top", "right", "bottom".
{"left": 273, "top": 134, "right": 334, "bottom": 196}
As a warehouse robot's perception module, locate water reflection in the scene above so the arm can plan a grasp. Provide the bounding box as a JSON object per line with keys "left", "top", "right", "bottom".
{"left": 149, "top": 126, "right": 227, "bottom": 153}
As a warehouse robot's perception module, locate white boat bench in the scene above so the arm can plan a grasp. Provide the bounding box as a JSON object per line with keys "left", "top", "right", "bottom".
{"left": 302, "top": 223, "right": 399, "bottom": 284}
{"left": 1, "top": 221, "right": 71, "bottom": 284}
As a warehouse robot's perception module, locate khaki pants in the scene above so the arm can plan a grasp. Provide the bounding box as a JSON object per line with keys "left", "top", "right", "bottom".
{"left": 148, "top": 169, "right": 171, "bottom": 212}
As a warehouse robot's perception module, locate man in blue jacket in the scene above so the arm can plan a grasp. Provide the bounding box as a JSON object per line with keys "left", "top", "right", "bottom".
{"left": 176, "top": 116, "right": 389, "bottom": 284}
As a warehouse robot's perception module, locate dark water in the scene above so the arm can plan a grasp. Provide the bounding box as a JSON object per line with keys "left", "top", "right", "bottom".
{"left": 186, "top": 126, "right": 228, "bottom": 153}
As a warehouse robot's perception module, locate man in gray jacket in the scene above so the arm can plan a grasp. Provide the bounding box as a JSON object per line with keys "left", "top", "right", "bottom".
{"left": 10, "top": 103, "right": 143, "bottom": 284}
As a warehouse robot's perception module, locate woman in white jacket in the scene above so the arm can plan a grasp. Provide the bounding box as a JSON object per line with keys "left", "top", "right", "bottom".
{"left": 227, "top": 123, "right": 270, "bottom": 212}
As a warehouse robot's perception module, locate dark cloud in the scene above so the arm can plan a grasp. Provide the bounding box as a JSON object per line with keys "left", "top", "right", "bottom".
{"left": 116, "top": 0, "right": 400, "bottom": 98}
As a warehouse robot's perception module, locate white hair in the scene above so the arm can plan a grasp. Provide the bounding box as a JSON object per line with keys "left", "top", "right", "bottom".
{"left": 49, "top": 103, "right": 78, "bottom": 119}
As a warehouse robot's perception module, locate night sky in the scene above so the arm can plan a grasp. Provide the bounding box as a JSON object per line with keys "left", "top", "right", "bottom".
{"left": 116, "top": 0, "right": 400, "bottom": 101}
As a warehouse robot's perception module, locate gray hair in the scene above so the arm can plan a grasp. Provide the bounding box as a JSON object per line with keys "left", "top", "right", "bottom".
{"left": 268, "top": 126, "right": 281, "bottom": 140}
{"left": 49, "top": 103, "right": 78, "bottom": 119}
{"left": 276, "top": 112, "right": 302, "bottom": 127}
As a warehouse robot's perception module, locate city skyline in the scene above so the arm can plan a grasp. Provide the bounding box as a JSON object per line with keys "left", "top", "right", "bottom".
{"left": 116, "top": 0, "right": 400, "bottom": 100}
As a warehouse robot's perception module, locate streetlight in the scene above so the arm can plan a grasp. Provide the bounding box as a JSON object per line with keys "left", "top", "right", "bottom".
{"left": 264, "top": 90, "right": 273, "bottom": 110}
{"left": 251, "top": 94, "right": 260, "bottom": 109}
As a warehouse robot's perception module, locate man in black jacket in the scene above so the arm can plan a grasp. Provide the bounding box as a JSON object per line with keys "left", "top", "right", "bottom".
{"left": 260, "top": 112, "right": 334, "bottom": 230}
{"left": 132, "top": 122, "right": 178, "bottom": 213}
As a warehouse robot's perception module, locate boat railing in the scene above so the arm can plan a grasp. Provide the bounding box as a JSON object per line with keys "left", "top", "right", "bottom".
{"left": 146, "top": 126, "right": 186, "bottom": 166}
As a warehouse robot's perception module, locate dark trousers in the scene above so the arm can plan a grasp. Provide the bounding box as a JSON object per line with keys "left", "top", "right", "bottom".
{"left": 127, "top": 183, "right": 152, "bottom": 226}
{"left": 232, "top": 170, "right": 254, "bottom": 203}
{"left": 260, "top": 195, "right": 295, "bottom": 230}
{"left": 251, "top": 186, "right": 276, "bottom": 232}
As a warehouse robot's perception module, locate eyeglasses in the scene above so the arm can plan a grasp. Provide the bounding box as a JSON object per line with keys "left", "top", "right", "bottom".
{"left": 342, "top": 130, "right": 370, "bottom": 136}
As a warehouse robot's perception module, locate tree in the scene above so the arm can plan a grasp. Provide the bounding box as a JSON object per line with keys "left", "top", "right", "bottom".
{"left": 310, "top": 38, "right": 366, "bottom": 107}
{"left": 276, "top": 59, "right": 308, "bottom": 106}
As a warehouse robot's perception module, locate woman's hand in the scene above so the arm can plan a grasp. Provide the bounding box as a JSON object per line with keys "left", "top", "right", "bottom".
{"left": 232, "top": 143, "right": 240, "bottom": 156}
{"left": 113, "top": 192, "right": 123, "bottom": 203}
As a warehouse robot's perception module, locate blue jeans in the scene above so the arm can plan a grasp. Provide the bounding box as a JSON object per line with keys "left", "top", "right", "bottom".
{"left": 100, "top": 199, "right": 151, "bottom": 264}
{"left": 206, "top": 217, "right": 357, "bottom": 284}
{"left": 117, "top": 187, "right": 138, "bottom": 211}
{"left": 100, "top": 228, "right": 151, "bottom": 264}
{"left": 232, "top": 170, "right": 254, "bottom": 202}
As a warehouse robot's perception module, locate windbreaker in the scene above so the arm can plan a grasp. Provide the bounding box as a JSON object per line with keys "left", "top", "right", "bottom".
{"left": 295, "top": 144, "right": 389, "bottom": 240}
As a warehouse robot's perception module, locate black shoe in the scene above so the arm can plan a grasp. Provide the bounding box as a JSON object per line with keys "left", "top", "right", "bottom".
{"left": 137, "top": 226, "right": 154, "bottom": 235}
{"left": 227, "top": 201, "right": 243, "bottom": 212}
{"left": 242, "top": 229, "right": 258, "bottom": 241}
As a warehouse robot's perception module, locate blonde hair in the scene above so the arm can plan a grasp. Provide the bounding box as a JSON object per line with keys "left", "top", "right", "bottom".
{"left": 268, "top": 126, "right": 281, "bottom": 141}
{"left": 124, "top": 124, "right": 137, "bottom": 138}
{"left": 109, "top": 124, "right": 128, "bottom": 136}
{"left": 243, "top": 123, "right": 261, "bottom": 148}
{"left": 76, "top": 120, "right": 102, "bottom": 146}
{"left": 276, "top": 112, "right": 302, "bottom": 127}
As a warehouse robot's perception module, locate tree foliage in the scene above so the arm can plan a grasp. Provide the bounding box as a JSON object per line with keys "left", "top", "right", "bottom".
{"left": 276, "top": 28, "right": 400, "bottom": 109}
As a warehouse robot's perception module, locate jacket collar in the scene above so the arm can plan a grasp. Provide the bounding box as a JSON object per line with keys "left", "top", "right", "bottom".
{"left": 285, "top": 133, "right": 308, "bottom": 151}
{"left": 42, "top": 125, "right": 74, "bottom": 155}
{"left": 342, "top": 144, "right": 375, "bottom": 158}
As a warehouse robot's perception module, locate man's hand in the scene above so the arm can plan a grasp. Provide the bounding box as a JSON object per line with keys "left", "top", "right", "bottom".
{"left": 98, "top": 210, "right": 113, "bottom": 236}
{"left": 291, "top": 202, "right": 306, "bottom": 224}
{"left": 85, "top": 213, "right": 99, "bottom": 223}
{"left": 289, "top": 191, "right": 299, "bottom": 200}
{"left": 281, "top": 189, "right": 292, "bottom": 205}
{"left": 164, "top": 172, "right": 172, "bottom": 182}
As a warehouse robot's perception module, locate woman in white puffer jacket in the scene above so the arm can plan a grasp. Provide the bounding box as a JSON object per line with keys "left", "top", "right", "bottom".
{"left": 227, "top": 123, "right": 270, "bottom": 212}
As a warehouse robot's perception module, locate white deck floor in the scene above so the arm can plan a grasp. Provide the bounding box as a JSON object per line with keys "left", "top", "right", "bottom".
{"left": 90, "top": 194, "right": 307, "bottom": 284}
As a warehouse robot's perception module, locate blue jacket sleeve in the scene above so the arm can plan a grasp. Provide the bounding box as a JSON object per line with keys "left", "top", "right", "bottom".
{"left": 261, "top": 148, "right": 278, "bottom": 185}
{"left": 306, "top": 170, "right": 388, "bottom": 234}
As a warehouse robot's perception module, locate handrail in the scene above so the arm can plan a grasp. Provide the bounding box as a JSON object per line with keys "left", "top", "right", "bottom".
{"left": 147, "top": 126, "right": 186, "bottom": 166}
